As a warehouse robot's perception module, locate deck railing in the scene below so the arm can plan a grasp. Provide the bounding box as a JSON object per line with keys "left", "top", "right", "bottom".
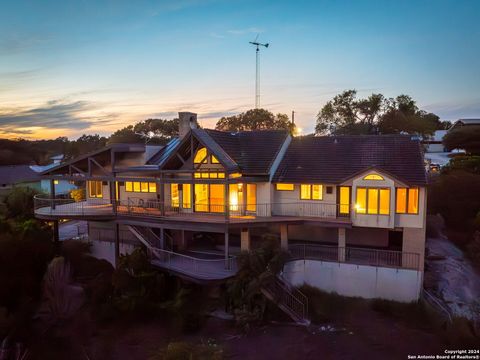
{"left": 288, "top": 243, "right": 420, "bottom": 270}
{"left": 34, "top": 195, "right": 342, "bottom": 221}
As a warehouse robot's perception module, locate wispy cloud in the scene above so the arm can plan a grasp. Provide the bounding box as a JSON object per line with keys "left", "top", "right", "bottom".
{"left": 0, "top": 33, "right": 54, "bottom": 56}
{"left": 0, "top": 99, "right": 118, "bottom": 137}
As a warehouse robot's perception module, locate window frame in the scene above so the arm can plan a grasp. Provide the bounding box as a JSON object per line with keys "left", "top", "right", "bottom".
{"left": 395, "top": 187, "right": 419, "bottom": 215}
{"left": 125, "top": 181, "right": 157, "bottom": 193}
{"left": 355, "top": 187, "right": 390, "bottom": 215}
{"left": 300, "top": 184, "right": 323, "bottom": 200}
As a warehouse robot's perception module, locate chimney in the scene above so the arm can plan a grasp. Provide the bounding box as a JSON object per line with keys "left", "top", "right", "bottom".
{"left": 178, "top": 112, "right": 198, "bottom": 138}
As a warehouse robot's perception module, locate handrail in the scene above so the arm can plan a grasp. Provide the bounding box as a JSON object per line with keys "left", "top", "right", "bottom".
{"left": 288, "top": 243, "right": 420, "bottom": 271}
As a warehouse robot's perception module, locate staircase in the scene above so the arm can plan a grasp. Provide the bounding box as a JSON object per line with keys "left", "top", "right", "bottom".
{"left": 261, "top": 275, "right": 310, "bottom": 326}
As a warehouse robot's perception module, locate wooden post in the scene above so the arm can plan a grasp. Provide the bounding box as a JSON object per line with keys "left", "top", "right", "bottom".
{"left": 109, "top": 181, "right": 117, "bottom": 214}
{"left": 224, "top": 230, "right": 230, "bottom": 269}
{"left": 240, "top": 228, "right": 250, "bottom": 252}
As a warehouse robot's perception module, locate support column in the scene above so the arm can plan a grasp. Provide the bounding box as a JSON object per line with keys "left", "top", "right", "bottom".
{"left": 49, "top": 179, "right": 56, "bottom": 210}
{"left": 114, "top": 223, "right": 120, "bottom": 268}
{"left": 109, "top": 181, "right": 117, "bottom": 214}
{"left": 280, "top": 224, "right": 288, "bottom": 251}
{"left": 178, "top": 230, "right": 186, "bottom": 250}
{"left": 338, "top": 228, "right": 346, "bottom": 262}
{"left": 160, "top": 228, "right": 165, "bottom": 249}
{"left": 240, "top": 228, "right": 251, "bottom": 252}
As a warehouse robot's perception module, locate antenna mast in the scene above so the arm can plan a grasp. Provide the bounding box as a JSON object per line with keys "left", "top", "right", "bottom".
{"left": 249, "top": 37, "right": 269, "bottom": 108}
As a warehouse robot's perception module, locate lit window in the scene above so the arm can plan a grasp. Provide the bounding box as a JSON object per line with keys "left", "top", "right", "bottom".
{"left": 355, "top": 188, "right": 367, "bottom": 214}
{"left": 125, "top": 181, "right": 157, "bottom": 193}
{"left": 408, "top": 188, "right": 419, "bottom": 214}
{"left": 171, "top": 184, "right": 179, "bottom": 207}
{"left": 396, "top": 188, "right": 419, "bottom": 214}
{"left": 193, "top": 172, "right": 226, "bottom": 179}
{"left": 194, "top": 147, "right": 207, "bottom": 164}
{"left": 300, "top": 184, "right": 323, "bottom": 200}
{"left": 356, "top": 187, "right": 390, "bottom": 215}
{"left": 339, "top": 186, "right": 350, "bottom": 214}
{"left": 183, "top": 184, "right": 191, "bottom": 209}
{"left": 229, "top": 173, "right": 242, "bottom": 179}
{"left": 379, "top": 189, "right": 390, "bottom": 215}
{"left": 363, "top": 174, "right": 384, "bottom": 180}
{"left": 210, "top": 172, "right": 218, "bottom": 179}
{"left": 201, "top": 172, "right": 209, "bottom": 179}
{"left": 300, "top": 184, "right": 311, "bottom": 199}
{"left": 88, "top": 181, "right": 103, "bottom": 198}
{"left": 211, "top": 155, "right": 220, "bottom": 164}
{"left": 276, "top": 183, "right": 294, "bottom": 191}
{"left": 218, "top": 173, "right": 225, "bottom": 179}
{"left": 126, "top": 181, "right": 133, "bottom": 192}
{"left": 53, "top": 180, "right": 59, "bottom": 185}
{"left": 149, "top": 182, "right": 157, "bottom": 193}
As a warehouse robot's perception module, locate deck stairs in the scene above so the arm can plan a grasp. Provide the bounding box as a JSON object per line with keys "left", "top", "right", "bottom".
{"left": 261, "top": 274, "right": 310, "bottom": 326}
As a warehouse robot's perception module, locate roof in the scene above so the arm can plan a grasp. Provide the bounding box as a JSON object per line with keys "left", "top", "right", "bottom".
{"left": 0, "top": 165, "right": 41, "bottom": 185}
{"left": 204, "top": 129, "right": 289, "bottom": 174}
{"left": 272, "top": 135, "right": 427, "bottom": 186}
{"left": 148, "top": 128, "right": 289, "bottom": 175}
{"left": 456, "top": 118, "right": 480, "bottom": 125}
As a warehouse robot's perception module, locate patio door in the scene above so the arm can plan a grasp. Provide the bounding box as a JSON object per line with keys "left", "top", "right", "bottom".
{"left": 194, "top": 184, "right": 225, "bottom": 213}
{"left": 209, "top": 184, "right": 225, "bottom": 213}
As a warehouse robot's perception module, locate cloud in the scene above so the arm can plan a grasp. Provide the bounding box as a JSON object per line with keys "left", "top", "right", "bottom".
{"left": 0, "top": 33, "right": 53, "bottom": 56}
{"left": 0, "top": 99, "right": 118, "bottom": 137}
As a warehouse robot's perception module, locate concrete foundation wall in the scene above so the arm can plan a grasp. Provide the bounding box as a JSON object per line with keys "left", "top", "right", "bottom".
{"left": 283, "top": 260, "right": 422, "bottom": 302}
{"left": 88, "top": 240, "right": 136, "bottom": 266}
{"left": 346, "top": 227, "right": 389, "bottom": 247}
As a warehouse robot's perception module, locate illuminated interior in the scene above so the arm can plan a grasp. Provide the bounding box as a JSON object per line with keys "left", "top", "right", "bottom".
{"left": 276, "top": 183, "right": 294, "bottom": 191}
{"left": 339, "top": 186, "right": 350, "bottom": 214}
{"left": 88, "top": 180, "right": 103, "bottom": 198}
{"left": 300, "top": 184, "right": 323, "bottom": 200}
{"left": 363, "top": 174, "right": 384, "bottom": 180}
{"left": 396, "top": 188, "right": 419, "bottom": 214}
{"left": 193, "top": 147, "right": 208, "bottom": 164}
{"left": 356, "top": 187, "right": 390, "bottom": 215}
{"left": 125, "top": 181, "right": 157, "bottom": 193}
{"left": 171, "top": 184, "right": 179, "bottom": 207}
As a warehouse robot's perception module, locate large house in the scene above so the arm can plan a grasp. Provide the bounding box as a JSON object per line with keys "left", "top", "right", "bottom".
{"left": 34, "top": 112, "right": 427, "bottom": 308}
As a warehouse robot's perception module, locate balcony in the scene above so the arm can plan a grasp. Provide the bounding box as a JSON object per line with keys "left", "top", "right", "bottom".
{"left": 33, "top": 195, "right": 348, "bottom": 225}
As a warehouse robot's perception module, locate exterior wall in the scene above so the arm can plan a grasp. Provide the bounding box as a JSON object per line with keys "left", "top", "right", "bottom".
{"left": 272, "top": 184, "right": 336, "bottom": 204}
{"left": 403, "top": 227, "right": 426, "bottom": 271}
{"left": 286, "top": 225, "right": 338, "bottom": 243}
{"left": 283, "top": 260, "right": 422, "bottom": 302}
{"left": 117, "top": 182, "right": 158, "bottom": 204}
{"left": 426, "top": 143, "right": 446, "bottom": 153}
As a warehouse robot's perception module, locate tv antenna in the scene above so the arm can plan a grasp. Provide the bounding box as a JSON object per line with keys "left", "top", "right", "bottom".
{"left": 249, "top": 35, "right": 269, "bottom": 108}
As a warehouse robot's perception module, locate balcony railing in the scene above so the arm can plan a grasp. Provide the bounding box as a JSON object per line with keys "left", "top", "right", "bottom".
{"left": 288, "top": 243, "right": 420, "bottom": 270}
{"left": 34, "top": 195, "right": 342, "bottom": 221}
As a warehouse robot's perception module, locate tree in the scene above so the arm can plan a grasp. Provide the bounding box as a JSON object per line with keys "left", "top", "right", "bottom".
{"left": 215, "top": 109, "right": 295, "bottom": 134}
{"left": 315, "top": 90, "right": 441, "bottom": 137}
{"left": 315, "top": 90, "right": 384, "bottom": 135}
{"left": 443, "top": 125, "right": 480, "bottom": 155}
{"left": 65, "top": 134, "right": 107, "bottom": 159}
{"left": 108, "top": 119, "right": 180, "bottom": 145}
{"left": 377, "top": 95, "right": 441, "bottom": 137}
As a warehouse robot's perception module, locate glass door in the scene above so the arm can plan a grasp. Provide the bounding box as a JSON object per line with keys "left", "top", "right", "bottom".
{"left": 194, "top": 184, "right": 209, "bottom": 212}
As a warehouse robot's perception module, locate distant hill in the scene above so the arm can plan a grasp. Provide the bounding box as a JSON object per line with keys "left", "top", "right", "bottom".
{"left": 0, "top": 138, "right": 70, "bottom": 165}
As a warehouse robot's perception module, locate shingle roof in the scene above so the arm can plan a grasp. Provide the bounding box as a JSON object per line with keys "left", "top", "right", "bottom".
{"left": 204, "top": 129, "right": 289, "bottom": 174}
{"left": 272, "top": 135, "right": 427, "bottom": 186}
{"left": 0, "top": 165, "right": 40, "bottom": 185}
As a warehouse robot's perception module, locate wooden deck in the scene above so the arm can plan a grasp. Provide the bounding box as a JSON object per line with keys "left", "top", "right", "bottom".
{"left": 34, "top": 200, "right": 352, "bottom": 228}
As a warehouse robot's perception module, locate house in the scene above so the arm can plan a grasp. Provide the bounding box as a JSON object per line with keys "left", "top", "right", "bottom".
{"left": 449, "top": 118, "right": 480, "bottom": 131}
{"left": 0, "top": 165, "right": 41, "bottom": 193}
{"left": 424, "top": 130, "right": 448, "bottom": 153}
{"left": 34, "top": 112, "right": 427, "bottom": 304}
{"left": 30, "top": 156, "right": 77, "bottom": 195}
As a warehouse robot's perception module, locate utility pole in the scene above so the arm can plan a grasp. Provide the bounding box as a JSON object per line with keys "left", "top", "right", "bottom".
{"left": 292, "top": 110, "right": 295, "bottom": 125}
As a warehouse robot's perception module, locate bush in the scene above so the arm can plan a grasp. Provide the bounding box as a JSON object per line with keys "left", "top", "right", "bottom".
{"left": 466, "top": 231, "right": 480, "bottom": 265}
{"left": 69, "top": 188, "right": 86, "bottom": 202}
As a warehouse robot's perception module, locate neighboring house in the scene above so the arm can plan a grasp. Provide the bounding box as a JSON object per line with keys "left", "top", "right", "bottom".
{"left": 34, "top": 112, "right": 427, "bottom": 305}
{"left": 30, "top": 156, "right": 77, "bottom": 195}
{"left": 449, "top": 118, "right": 480, "bottom": 131}
{"left": 424, "top": 130, "right": 447, "bottom": 153}
{"left": 0, "top": 165, "right": 41, "bottom": 193}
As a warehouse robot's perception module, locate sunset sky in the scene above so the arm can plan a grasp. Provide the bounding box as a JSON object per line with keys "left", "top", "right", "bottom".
{"left": 1, "top": 0, "right": 479, "bottom": 139}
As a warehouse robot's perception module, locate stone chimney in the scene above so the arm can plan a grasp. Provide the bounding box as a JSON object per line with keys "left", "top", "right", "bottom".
{"left": 178, "top": 112, "right": 198, "bottom": 138}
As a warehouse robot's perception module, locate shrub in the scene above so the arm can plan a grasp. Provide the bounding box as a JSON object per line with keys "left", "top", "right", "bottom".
{"left": 69, "top": 188, "right": 86, "bottom": 202}
{"left": 466, "top": 231, "right": 480, "bottom": 265}
{"left": 4, "top": 187, "right": 41, "bottom": 220}
{"left": 150, "top": 340, "right": 224, "bottom": 360}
